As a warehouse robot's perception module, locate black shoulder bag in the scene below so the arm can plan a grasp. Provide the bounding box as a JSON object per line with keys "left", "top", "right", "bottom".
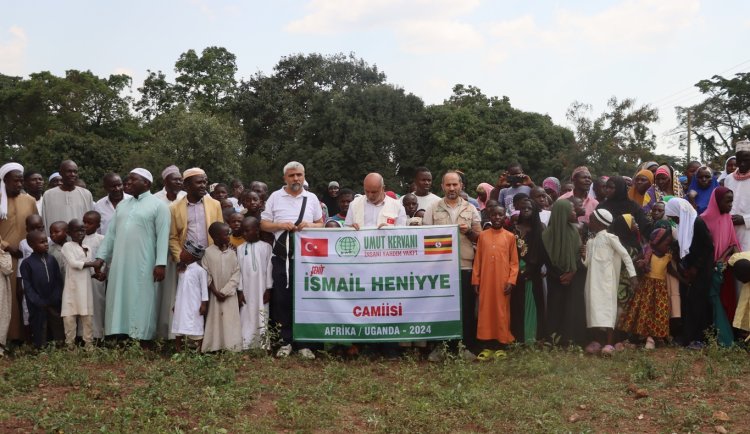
{"left": 272, "top": 196, "right": 308, "bottom": 260}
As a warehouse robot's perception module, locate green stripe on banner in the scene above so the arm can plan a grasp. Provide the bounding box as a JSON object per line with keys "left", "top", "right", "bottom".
{"left": 294, "top": 321, "right": 462, "bottom": 342}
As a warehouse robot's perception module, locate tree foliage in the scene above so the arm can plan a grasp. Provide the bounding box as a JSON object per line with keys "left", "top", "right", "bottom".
{"left": 135, "top": 46, "right": 238, "bottom": 119}
{"left": 566, "top": 97, "right": 659, "bottom": 176}
{"left": 676, "top": 72, "right": 750, "bottom": 162}
{"left": 426, "top": 85, "right": 574, "bottom": 189}
{"left": 134, "top": 70, "right": 178, "bottom": 121}
{"left": 0, "top": 70, "right": 141, "bottom": 195}
{"left": 4, "top": 47, "right": 731, "bottom": 199}
{"left": 135, "top": 109, "right": 243, "bottom": 185}
{"left": 294, "top": 84, "right": 428, "bottom": 192}
{"left": 232, "top": 52, "right": 388, "bottom": 184}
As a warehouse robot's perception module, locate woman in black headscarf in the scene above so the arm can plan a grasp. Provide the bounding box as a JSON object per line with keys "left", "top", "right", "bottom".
{"left": 508, "top": 194, "right": 547, "bottom": 343}
{"left": 597, "top": 176, "right": 650, "bottom": 233}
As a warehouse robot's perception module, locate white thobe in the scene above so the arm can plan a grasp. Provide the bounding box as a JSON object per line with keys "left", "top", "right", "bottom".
{"left": 171, "top": 262, "right": 209, "bottom": 336}
{"left": 583, "top": 231, "right": 636, "bottom": 328}
{"left": 60, "top": 242, "right": 94, "bottom": 317}
{"left": 724, "top": 176, "right": 750, "bottom": 251}
{"left": 237, "top": 241, "right": 273, "bottom": 349}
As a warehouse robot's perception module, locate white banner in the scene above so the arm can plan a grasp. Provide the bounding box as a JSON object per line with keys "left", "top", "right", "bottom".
{"left": 293, "top": 225, "right": 462, "bottom": 342}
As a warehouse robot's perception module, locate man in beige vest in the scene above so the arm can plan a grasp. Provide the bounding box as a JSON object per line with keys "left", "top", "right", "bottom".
{"left": 162, "top": 168, "right": 223, "bottom": 340}
{"left": 345, "top": 173, "right": 406, "bottom": 228}
{"left": 423, "top": 171, "right": 481, "bottom": 361}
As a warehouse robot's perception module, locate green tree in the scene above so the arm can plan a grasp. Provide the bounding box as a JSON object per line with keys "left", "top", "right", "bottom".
{"left": 18, "top": 131, "right": 131, "bottom": 197}
{"left": 426, "top": 85, "right": 574, "bottom": 190}
{"left": 134, "top": 70, "right": 178, "bottom": 121}
{"left": 566, "top": 97, "right": 659, "bottom": 176}
{"left": 676, "top": 72, "right": 750, "bottom": 161}
{"left": 293, "top": 84, "right": 428, "bottom": 192}
{"left": 0, "top": 70, "right": 135, "bottom": 144}
{"left": 135, "top": 47, "right": 239, "bottom": 119}
{"left": 233, "top": 52, "right": 387, "bottom": 183}
{"left": 0, "top": 70, "right": 140, "bottom": 189}
{"left": 132, "top": 109, "right": 244, "bottom": 186}
{"left": 174, "top": 46, "right": 238, "bottom": 112}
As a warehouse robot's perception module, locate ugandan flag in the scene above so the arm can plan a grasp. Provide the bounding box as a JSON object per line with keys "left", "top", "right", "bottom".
{"left": 424, "top": 234, "right": 452, "bottom": 255}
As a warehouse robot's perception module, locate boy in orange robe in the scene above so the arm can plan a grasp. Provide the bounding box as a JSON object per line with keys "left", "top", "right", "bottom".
{"left": 472, "top": 205, "right": 519, "bottom": 361}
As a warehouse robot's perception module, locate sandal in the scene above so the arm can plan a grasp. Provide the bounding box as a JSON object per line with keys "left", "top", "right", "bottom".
{"left": 477, "top": 349, "right": 494, "bottom": 361}
{"left": 493, "top": 350, "right": 507, "bottom": 359}
{"left": 585, "top": 341, "right": 602, "bottom": 354}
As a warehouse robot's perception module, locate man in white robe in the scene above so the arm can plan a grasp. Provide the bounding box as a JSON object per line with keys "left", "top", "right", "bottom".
{"left": 726, "top": 139, "right": 750, "bottom": 251}
{"left": 41, "top": 160, "right": 93, "bottom": 232}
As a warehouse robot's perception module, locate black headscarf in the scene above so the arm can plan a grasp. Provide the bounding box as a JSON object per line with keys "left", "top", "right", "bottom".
{"left": 598, "top": 176, "right": 647, "bottom": 251}
{"left": 597, "top": 176, "right": 640, "bottom": 217}
{"left": 513, "top": 194, "right": 547, "bottom": 274}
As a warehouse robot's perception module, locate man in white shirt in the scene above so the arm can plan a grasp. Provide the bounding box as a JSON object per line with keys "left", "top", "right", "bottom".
{"left": 153, "top": 165, "right": 186, "bottom": 204}
{"left": 94, "top": 173, "right": 131, "bottom": 235}
{"left": 345, "top": 173, "right": 406, "bottom": 228}
{"left": 260, "top": 161, "right": 324, "bottom": 359}
{"left": 403, "top": 167, "right": 441, "bottom": 212}
{"left": 345, "top": 172, "right": 407, "bottom": 358}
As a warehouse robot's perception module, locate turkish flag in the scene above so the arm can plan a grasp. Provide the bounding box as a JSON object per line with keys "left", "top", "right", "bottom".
{"left": 300, "top": 238, "right": 329, "bottom": 257}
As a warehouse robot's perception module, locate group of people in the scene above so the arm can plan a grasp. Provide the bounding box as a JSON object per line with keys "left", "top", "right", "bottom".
{"left": 0, "top": 139, "right": 749, "bottom": 362}
{"left": 0, "top": 162, "right": 275, "bottom": 356}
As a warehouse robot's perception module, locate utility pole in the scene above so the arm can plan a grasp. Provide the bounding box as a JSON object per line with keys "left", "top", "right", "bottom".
{"left": 686, "top": 109, "right": 691, "bottom": 162}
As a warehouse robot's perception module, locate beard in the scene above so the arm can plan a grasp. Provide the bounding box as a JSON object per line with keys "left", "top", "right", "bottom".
{"left": 289, "top": 183, "right": 302, "bottom": 192}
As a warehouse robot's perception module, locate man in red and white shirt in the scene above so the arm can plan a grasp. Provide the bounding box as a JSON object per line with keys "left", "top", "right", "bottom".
{"left": 345, "top": 173, "right": 406, "bottom": 229}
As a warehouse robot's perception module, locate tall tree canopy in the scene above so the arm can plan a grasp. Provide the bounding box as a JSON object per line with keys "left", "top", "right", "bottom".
{"left": 426, "top": 85, "right": 574, "bottom": 189}
{"left": 676, "top": 72, "right": 750, "bottom": 162}
{"left": 232, "top": 52, "right": 388, "bottom": 184}
{"left": 566, "top": 97, "right": 660, "bottom": 176}
{"left": 3, "top": 47, "right": 729, "bottom": 197}
{"left": 0, "top": 70, "right": 141, "bottom": 193}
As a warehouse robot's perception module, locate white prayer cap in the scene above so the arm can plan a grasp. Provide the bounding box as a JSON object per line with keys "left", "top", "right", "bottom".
{"left": 736, "top": 139, "right": 750, "bottom": 153}
{"left": 130, "top": 168, "right": 153, "bottom": 183}
{"left": 48, "top": 172, "right": 61, "bottom": 182}
{"left": 592, "top": 208, "right": 613, "bottom": 227}
{"left": 161, "top": 165, "right": 180, "bottom": 180}
{"left": 184, "top": 239, "right": 206, "bottom": 259}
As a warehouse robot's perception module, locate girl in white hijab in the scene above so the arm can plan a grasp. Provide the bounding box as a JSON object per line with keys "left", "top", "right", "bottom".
{"left": 664, "top": 197, "right": 715, "bottom": 348}
{"left": 664, "top": 198, "right": 697, "bottom": 259}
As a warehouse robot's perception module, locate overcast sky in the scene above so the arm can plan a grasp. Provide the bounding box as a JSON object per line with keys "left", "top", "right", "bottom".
{"left": 2, "top": 0, "right": 749, "bottom": 156}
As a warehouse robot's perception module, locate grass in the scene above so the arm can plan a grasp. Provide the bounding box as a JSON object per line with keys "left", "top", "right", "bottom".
{"left": 1, "top": 342, "right": 749, "bottom": 433}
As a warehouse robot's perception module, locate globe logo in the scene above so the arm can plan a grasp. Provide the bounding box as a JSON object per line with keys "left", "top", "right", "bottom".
{"left": 335, "top": 237, "right": 361, "bottom": 257}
